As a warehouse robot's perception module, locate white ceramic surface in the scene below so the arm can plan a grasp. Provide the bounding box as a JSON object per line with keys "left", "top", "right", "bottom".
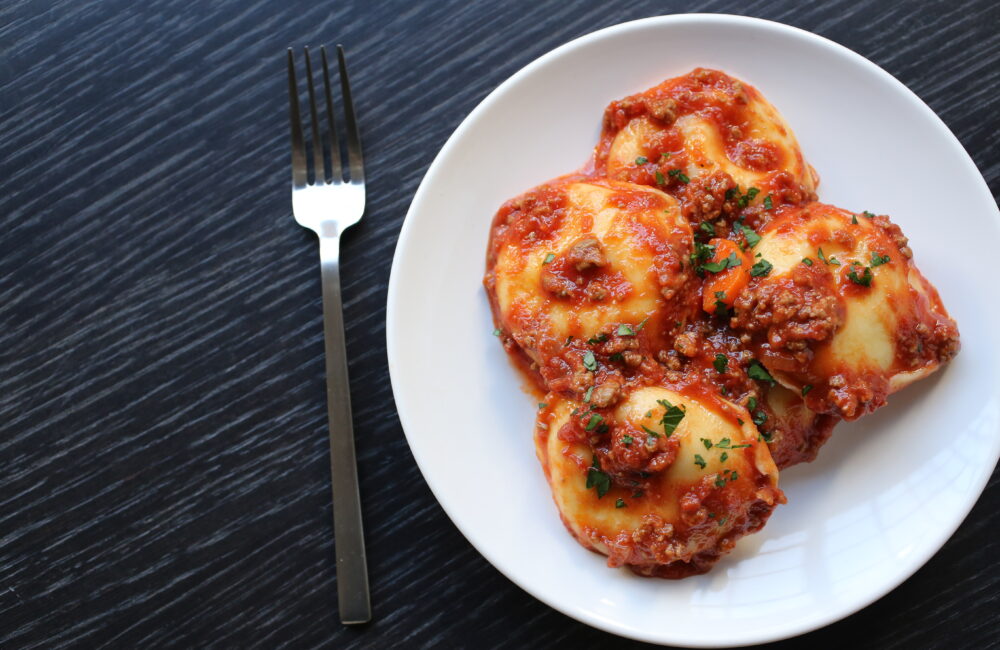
{"left": 386, "top": 14, "right": 1000, "bottom": 647}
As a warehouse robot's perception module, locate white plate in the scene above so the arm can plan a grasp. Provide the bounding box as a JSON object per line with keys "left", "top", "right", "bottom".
{"left": 386, "top": 14, "right": 1000, "bottom": 647}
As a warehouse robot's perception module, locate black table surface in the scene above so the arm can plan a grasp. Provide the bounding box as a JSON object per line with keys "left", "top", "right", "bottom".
{"left": 2, "top": 1, "right": 998, "bottom": 648}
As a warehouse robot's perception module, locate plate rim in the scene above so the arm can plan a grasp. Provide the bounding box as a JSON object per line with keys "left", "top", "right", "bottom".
{"left": 386, "top": 12, "right": 1000, "bottom": 647}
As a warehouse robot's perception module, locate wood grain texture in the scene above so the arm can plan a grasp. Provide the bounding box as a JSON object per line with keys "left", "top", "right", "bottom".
{"left": 1, "top": 0, "right": 997, "bottom": 647}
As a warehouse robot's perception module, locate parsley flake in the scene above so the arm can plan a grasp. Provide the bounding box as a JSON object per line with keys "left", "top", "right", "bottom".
{"left": 492, "top": 328, "right": 501, "bottom": 336}
{"left": 701, "top": 252, "right": 741, "bottom": 273}
{"left": 870, "top": 252, "right": 891, "bottom": 267}
{"left": 738, "top": 223, "right": 761, "bottom": 247}
{"left": 583, "top": 386, "right": 594, "bottom": 403}
{"left": 657, "top": 399, "right": 686, "bottom": 437}
{"left": 635, "top": 156, "right": 648, "bottom": 165}
{"left": 585, "top": 413, "right": 604, "bottom": 431}
{"left": 582, "top": 350, "right": 598, "bottom": 371}
{"left": 668, "top": 168, "right": 690, "bottom": 183}
{"left": 802, "top": 384, "right": 813, "bottom": 396}
{"left": 542, "top": 253, "right": 555, "bottom": 264}
{"left": 763, "top": 194, "right": 773, "bottom": 210}
{"left": 622, "top": 434, "right": 633, "bottom": 447}
{"left": 615, "top": 498, "right": 626, "bottom": 508}
{"left": 848, "top": 263, "right": 873, "bottom": 287}
{"left": 694, "top": 454, "right": 707, "bottom": 469}
{"left": 655, "top": 170, "right": 666, "bottom": 186}
{"left": 802, "top": 257, "right": 814, "bottom": 266}
{"left": 747, "top": 360, "right": 776, "bottom": 385}
{"left": 617, "top": 323, "right": 636, "bottom": 337}
{"left": 585, "top": 455, "right": 611, "bottom": 498}
{"left": 713, "top": 353, "right": 728, "bottom": 373}
{"left": 750, "top": 258, "right": 773, "bottom": 277}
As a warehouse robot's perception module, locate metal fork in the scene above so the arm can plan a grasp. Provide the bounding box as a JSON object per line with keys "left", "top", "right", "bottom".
{"left": 286, "top": 45, "right": 370, "bottom": 625}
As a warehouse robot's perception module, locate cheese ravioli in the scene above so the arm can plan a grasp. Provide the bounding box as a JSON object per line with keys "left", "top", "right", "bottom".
{"left": 730, "top": 203, "right": 959, "bottom": 419}
{"left": 597, "top": 68, "right": 818, "bottom": 223}
{"left": 535, "top": 385, "right": 782, "bottom": 578}
{"left": 486, "top": 179, "right": 700, "bottom": 398}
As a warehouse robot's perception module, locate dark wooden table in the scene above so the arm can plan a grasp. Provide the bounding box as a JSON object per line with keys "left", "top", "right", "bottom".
{"left": 2, "top": 1, "right": 998, "bottom": 647}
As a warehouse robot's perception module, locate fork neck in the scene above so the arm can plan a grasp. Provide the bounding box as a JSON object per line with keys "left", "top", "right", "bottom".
{"left": 319, "top": 233, "right": 341, "bottom": 268}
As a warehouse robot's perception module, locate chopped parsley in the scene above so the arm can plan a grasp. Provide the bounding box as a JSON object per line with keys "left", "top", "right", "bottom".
{"left": 641, "top": 424, "right": 662, "bottom": 439}
{"left": 656, "top": 399, "right": 686, "bottom": 437}
{"left": 537, "top": 402, "right": 547, "bottom": 409}
{"left": 870, "top": 251, "right": 891, "bottom": 267}
{"left": 747, "top": 396, "right": 758, "bottom": 411}
{"left": 655, "top": 170, "right": 666, "bottom": 186}
{"left": 585, "top": 413, "right": 604, "bottom": 431}
{"left": 763, "top": 194, "right": 773, "bottom": 210}
{"left": 733, "top": 186, "right": 760, "bottom": 208}
{"left": 738, "top": 223, "right": 761, "bottom": 248}
{"left": 752, "top": 410, "right": 767, "bottom": 426}
{"left": 750, "top": 258, "right": 773, "bottom": 277}
{"left": 817, "top": 247, "right": 840, "bottom": 266}
{"left": 802, "top": 384, "right": 813, "bottom": 396}
{"left": 701, "top": 438, "right": 713, "bottom": 450}
{"left": 542, "top": 252, "right": 555, "bottom": 264}
{"left": 587, "top": 333, "right": 607, "bottom": 344}
{"left": 699, "top": 221, "right": 716, "bottom": 237}
{"left": 492, "top": 328, "right": 501, "bottom": 336}
{"left": 690, "top": 241, "right": 716, "bottom": 266}
{"left": 694, "top": 454, "right": 707, "bottom": 469}
{"left": 583, "top": 385, "right": 594, "bottom": 403}
{"left": 585, "top": 455, "right": 611, "bottom": 498}
{"left": 635, "top": 156, "right": 648, "bottom": 165}
{"left": 713, "top": 290, "right": 730, "bottom": 317}
{"left": 617, "top": 323, "right": 636, "bottom": 337}
{"left": 714, "top": 476, "right": 726, "bottom": 488}
{"left": 701, "top": 252, "right": 742, "bottom": 273}
{"left": 661, "top": 152, "right": 671, "bottom": 160}
{"left": 720, "top": 451, "right": 729, "bottom": 463}
{"left": 608, "top": 352, "right": 624, "bottom": 363}
{"left": 615, "top": 498, "right": 626, "bottom": 508}
{"left": 848, "top": 262, "right": 873, "bottom": 287}
{"left": 802, "top": 257, "right": 814, "bottom": 266}
{"left": 747, "top": 360, "right": 776, "bottom": 385}
{"left": 622, "top": 434, "right": 634, "bottom": 447}
{"left": 582, "top": 350, "right": 598, "bottom": 371}
{"left": 862, "top": 210, "right": 876, "bottom": 218}
{"left": 713, "top": 353, "right": 728, "bottom": 373}
{"left": 668, "top": 168, "right": 690, "bottom": 184}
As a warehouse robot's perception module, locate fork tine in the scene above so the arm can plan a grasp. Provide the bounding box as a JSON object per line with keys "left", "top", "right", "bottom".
{"left": 320, "top": 46, "right": 343, "bottom": 182}
{"left": 337, "top": 45, "right": 364, "bottom": 184}
{"left": 303, "top": 47, "right": 326, "bottom": 184}
{"left": 286, "top": 49, "right": 308, "bottom": 188}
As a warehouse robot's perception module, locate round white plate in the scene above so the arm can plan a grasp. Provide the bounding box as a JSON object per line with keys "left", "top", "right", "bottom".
{"left": 386, "top": 14, "right": 1000, "bottom": 647}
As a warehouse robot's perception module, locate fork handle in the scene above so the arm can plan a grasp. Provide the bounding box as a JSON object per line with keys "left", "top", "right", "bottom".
{"left": 319, "top": 234, "right": 371, "bottom": 624}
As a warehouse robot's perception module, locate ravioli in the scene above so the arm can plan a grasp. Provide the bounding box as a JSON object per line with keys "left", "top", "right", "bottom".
{"left": 730, "top": 202, "right": 960, "bottom": 419}
{"left": 535, "top": 385, "right": 782, "bottom": 578}
{"left": 486, "top": 178, "right": 700, "bottom": 398}
{"left": 598, "top": 68, "right": 818, "bottom": 223}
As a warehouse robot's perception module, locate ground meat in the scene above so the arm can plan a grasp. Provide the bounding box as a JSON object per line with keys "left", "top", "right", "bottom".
{"left": 566, "top": 236, "right": 608, "bottom": 271}
{"left": 731, "top": 272, "right": 843, "bottom": 356}
{"left": 601, "top": 426, "right": 679, "bottom": 478}
{"left": 681, "top": 170, "right": 738, "bottom": 223}
{"left": 590, "top": 379, "right": 622, "bottom": 408}
{"left": 674, "top": 331, "right": 700, "bottom": 357}
{"left": 622, "top": 351, "right": 643, "bottom": 367}
{"left": 645, "top": 96, "right": 677, "bottom": 123}
{"left": 872, "top": 214, "right": 913, "bottom": 259}
{"left": 540, "top": 269, "right": 574, "bottom": 297}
